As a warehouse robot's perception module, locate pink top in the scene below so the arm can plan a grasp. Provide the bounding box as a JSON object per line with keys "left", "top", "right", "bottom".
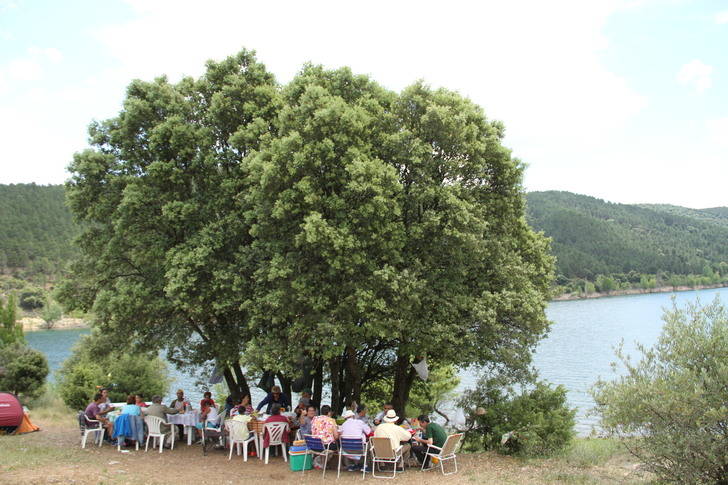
{"left": 311, "top": 415, "right": 338, "bottom": 444}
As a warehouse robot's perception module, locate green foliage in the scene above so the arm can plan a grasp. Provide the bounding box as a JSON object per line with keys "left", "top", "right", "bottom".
{"left": 40, "top": 300, "right": 63, "bottom": 329}
{"left": 0, "top": 342, "right": 49, "bottom": 400}
{"left": 0, "top": 294, "right": 24, "bottom": 346}
{"left": 593, "top": 298, "right": 728, "bottom": 484}
{"left": 19, "top": 288, "right": 45, "bottom": 311}
{"left": 0, "top": 184, "right": 78, "bottom": 271}
{"left": 527, "top": 191, "right": 728, "bottom": 288}
{"left": 459, "top": 373, "right": 575, "bottom": 457}
{"left": 57, "top": 331, "right": 170, "bottom": 409}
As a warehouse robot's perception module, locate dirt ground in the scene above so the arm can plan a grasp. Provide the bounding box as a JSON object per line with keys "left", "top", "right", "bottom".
{"left": 0, "top": 416, "right": 651, "bottom": 485}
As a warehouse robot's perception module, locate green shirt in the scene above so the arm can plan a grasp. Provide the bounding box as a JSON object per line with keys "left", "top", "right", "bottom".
{"left": 425, "top": 422, "right": 447, "bottom": 448}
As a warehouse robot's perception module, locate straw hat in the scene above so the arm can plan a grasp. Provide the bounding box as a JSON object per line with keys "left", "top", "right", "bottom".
{"left": 383, "top": 409, "right": 399, "bottom": 423}
{"left": 342, "top": 410, "right": 356, "bottom": 419}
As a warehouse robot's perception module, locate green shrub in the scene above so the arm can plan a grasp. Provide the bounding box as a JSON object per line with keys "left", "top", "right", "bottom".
{"left": 0, "top": 342, "right": 49, "bottom": 401}
{"left": 19, "top": 288, "right": 45, "bottom": 311}
{"left": 57, "top": 330, "right": 170, "bottom": 409}
{"left": 459, "top": 375, "right": 575, "bottom": 457}
{"left": 593, "top": 298, "right": 728, "bottom": 484}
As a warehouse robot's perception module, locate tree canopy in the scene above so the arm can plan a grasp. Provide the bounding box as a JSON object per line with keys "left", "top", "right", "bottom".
{"left": 59, "top": 49, "right": 553, "bottom": 414}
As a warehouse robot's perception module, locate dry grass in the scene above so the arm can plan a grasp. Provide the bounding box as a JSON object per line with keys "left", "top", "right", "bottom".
{"left": 0, "top": 412, "right": 654, "bottom": 485}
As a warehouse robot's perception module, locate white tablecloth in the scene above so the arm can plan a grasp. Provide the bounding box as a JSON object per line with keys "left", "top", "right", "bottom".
{"left": 167, "top": 411, "right": 199, "bottom": 426}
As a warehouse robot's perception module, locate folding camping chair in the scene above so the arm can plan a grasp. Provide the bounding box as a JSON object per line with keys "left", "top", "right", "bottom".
{"left": 302, "top": 434, "right": 335, "bottom": 477}
{"left": 420, "top": 432, "right": 463, "bottom": 475}
{"left": 337, "top": 436, "right": 369, "bottom": 479}
{"left": 369, "top": 437, "right": 404, "bottom": 479}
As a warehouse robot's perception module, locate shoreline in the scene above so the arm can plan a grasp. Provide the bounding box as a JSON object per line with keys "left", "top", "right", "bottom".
{"left": 19, "top": 316, "right": 89, "bottom": 332}
{"left": 552, "top": 283, "right": 728, "bottom": 301}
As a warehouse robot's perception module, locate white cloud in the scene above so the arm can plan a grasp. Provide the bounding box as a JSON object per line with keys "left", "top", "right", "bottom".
{"left": 6, "top": 58, "right": 43, "bottom": 81}
{"left": 28, "top": 47, "right": 64, "bottom": 64}
{"left": 716, "top": 10, "right": 728, "bottom": 24}
{"left": 676, "top": 59, "right": 713, "bottom": 93}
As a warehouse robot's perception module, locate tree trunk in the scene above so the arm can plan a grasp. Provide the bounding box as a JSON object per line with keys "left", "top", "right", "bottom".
{"left": 232, "top": 362, "right": 250, "bottom": 398}
{"left": 223, "top": 367, "right": 241, "bottom": 402}
{"left": 345, "top": 345, "right": 362, "bottom": 408}
{"left": 313, "top": 361, "right": 323, "bottom": 409}
{"left": 391, "top": 353, "right": 416, "bottom": 418}
{"left": 277, "top": 372, "right": 292, "bottom": 405}
{"left": 329, "top": 357, "right": 341, "bottom": 414}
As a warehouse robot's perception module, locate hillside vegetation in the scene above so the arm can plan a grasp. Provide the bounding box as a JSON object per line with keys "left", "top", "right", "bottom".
{"left": 0, "top": 183, "right": 77, "bottom": 281}
{"left": 1, "top": 184, "right": 726, "bottom": 298}
{"left": 526, "top": 191, "right": 728, "bottom": 295}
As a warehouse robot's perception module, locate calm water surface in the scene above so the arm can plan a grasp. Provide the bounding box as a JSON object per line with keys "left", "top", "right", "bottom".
{"left": 25, "top": 287, "right": 728, "bottom": 433}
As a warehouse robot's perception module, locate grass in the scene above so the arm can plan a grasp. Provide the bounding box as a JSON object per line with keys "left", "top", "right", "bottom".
{"left": 559, "top": 438, "right": 625, "bottom": 468}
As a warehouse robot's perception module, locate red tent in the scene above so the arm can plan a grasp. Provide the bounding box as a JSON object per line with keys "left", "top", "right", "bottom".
{"left": 0, "top": 392, "right": 24, "bottom": 435}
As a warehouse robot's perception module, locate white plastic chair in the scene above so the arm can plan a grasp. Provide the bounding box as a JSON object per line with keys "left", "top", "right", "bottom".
{"left": 80, "top": 412, "right": 105, "bottom": 448}
{"left": 144, "top": 415, "right": 176, "bottom": 453}
{"left": 420, "top": 433, "right": 462, "bottom": 475}
{"left": 226, "top": 419, "right": 258, "bottom": 461}
{"left": 263, "top": 421, "right": 289, "bottom": 464}
{"left": 370, "top": 437, "right": 404, "bottom": 479}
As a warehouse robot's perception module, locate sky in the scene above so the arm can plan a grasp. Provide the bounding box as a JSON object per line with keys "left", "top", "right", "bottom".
{"left": 1, "top": 0, "right": 726, "bottom": 208}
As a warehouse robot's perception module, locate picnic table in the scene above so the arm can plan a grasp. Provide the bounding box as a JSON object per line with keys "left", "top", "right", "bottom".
{"left": 167, "top": 410, "right": 200, "bottom": 445}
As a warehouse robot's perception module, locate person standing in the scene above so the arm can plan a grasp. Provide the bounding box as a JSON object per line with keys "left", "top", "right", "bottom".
{"left": 256, "top": 385, "right": 290, "bottom": 414}
{"left": 411, "top": 414, "right": 447, "bottom": 468}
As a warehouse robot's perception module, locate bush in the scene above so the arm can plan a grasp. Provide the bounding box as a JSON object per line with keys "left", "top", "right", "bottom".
{"left": 0, "top": 342, "right": 49, "bottom": 401}
{"left": 593, "top": 298, "right": 728, "bottom": 484}
{"left": 19, "top": 288, "right": 45, "bottom": 311}
{"left": 459, "top": 375, "right": 575, "bottom": 457}
{"left": 57, "top": 330, "right": 170, "bottom": 409}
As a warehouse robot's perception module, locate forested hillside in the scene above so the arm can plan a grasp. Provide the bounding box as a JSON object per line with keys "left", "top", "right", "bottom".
{"left": 0, "top": 184, "right": 77, "bottom": 274}
{"left": 1, "top": 184, "right": 726, "bottom": 297}
{"left": 526, "top": 191, "right": 728, "bottom": 294}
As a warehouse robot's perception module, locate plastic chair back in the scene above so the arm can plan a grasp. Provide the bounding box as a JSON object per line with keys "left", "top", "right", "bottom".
{"left": 145, "top": 415, "right": 164, "bottom": 434}
{"left": 265, "top": 421, "right": 287, "bottom": 445}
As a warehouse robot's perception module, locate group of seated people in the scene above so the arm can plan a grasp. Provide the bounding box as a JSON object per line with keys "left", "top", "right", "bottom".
{"left": 83, "top": 385, "right": 448, "bottom": 468}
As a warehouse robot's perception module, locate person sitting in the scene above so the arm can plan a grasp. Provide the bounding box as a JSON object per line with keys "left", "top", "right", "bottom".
{"left": 373, "top": 402, "right": 394, "bottom": 425}
{"left": 256, "top": 385, "right": 290, "bottom": 414}
{"left": 298, "top": 389, "right": 313, "bottom": 408}
{"left": 310, "top": 404, "right": 339, "bottom": 469}
{"left": 230, "top": 394, "right": 254, "bottom": 417}
{"left": 142, "top": 395, "right": 178, "bottom": 446}
{"left": 200, "top": 391, "right": 215, "bottom": 414}
{"left": 200, "top": 391, "right": 216, "bottom": 421}
{"left": 169, "top": 389, "right": 190, "bottom": 412}
{"left": 135, "top": 394, "right": 149, "bottom": 408}
{"left": 98, "top": 388, "right": 114, "bottom": 412}
{"left": 373, "top": 409, "right": 412, "bottom": 466}
{"left": 340, "top": 409, "right": 372, "bottom": 471}
{"left": 121, "top": 394, "right": 142, "bottom": 416}
{"left": 411, "top": 414, "right": 447, "bottom": 468}
{"left": 85, "top": 392, "right": 114, "bottom": 441}
{"left": 356, "top": 404, "right": 369, "bottom": 424}
{"left": 298, "top": 405, "right": 316, "bottom": 436}
{"left": 263, "top": 403, "right": 290, "bottom": 452}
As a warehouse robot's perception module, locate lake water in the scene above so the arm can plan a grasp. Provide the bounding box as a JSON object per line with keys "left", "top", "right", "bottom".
{"left": 25, "top": 286, "right": 728, "bottom": 434}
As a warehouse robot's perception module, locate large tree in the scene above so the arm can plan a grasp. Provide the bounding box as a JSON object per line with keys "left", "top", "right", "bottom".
{"left": 59, "top": 50, "right": 279, "bottom": 399}
{"left": 244, "top": 66, "right": 554, "bottom": 413}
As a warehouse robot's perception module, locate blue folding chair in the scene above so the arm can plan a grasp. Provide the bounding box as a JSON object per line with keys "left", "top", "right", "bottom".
{"left": 303, "top": 434, "right": 335, "bottom": 477}
{"left": 337, "top": 436, "right": 369, "bottom": 479}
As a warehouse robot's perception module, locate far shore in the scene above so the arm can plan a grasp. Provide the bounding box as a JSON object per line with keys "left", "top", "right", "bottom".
{"left": 553, "top": 283, "right": 728, "bottom": 301}
{"left": 20, "top": 316, "right": 89, "bottom": 332}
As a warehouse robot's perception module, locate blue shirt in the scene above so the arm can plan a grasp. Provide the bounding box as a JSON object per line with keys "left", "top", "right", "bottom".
{"left": 121, "top": 404, "right": 141, "bottom": 416}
